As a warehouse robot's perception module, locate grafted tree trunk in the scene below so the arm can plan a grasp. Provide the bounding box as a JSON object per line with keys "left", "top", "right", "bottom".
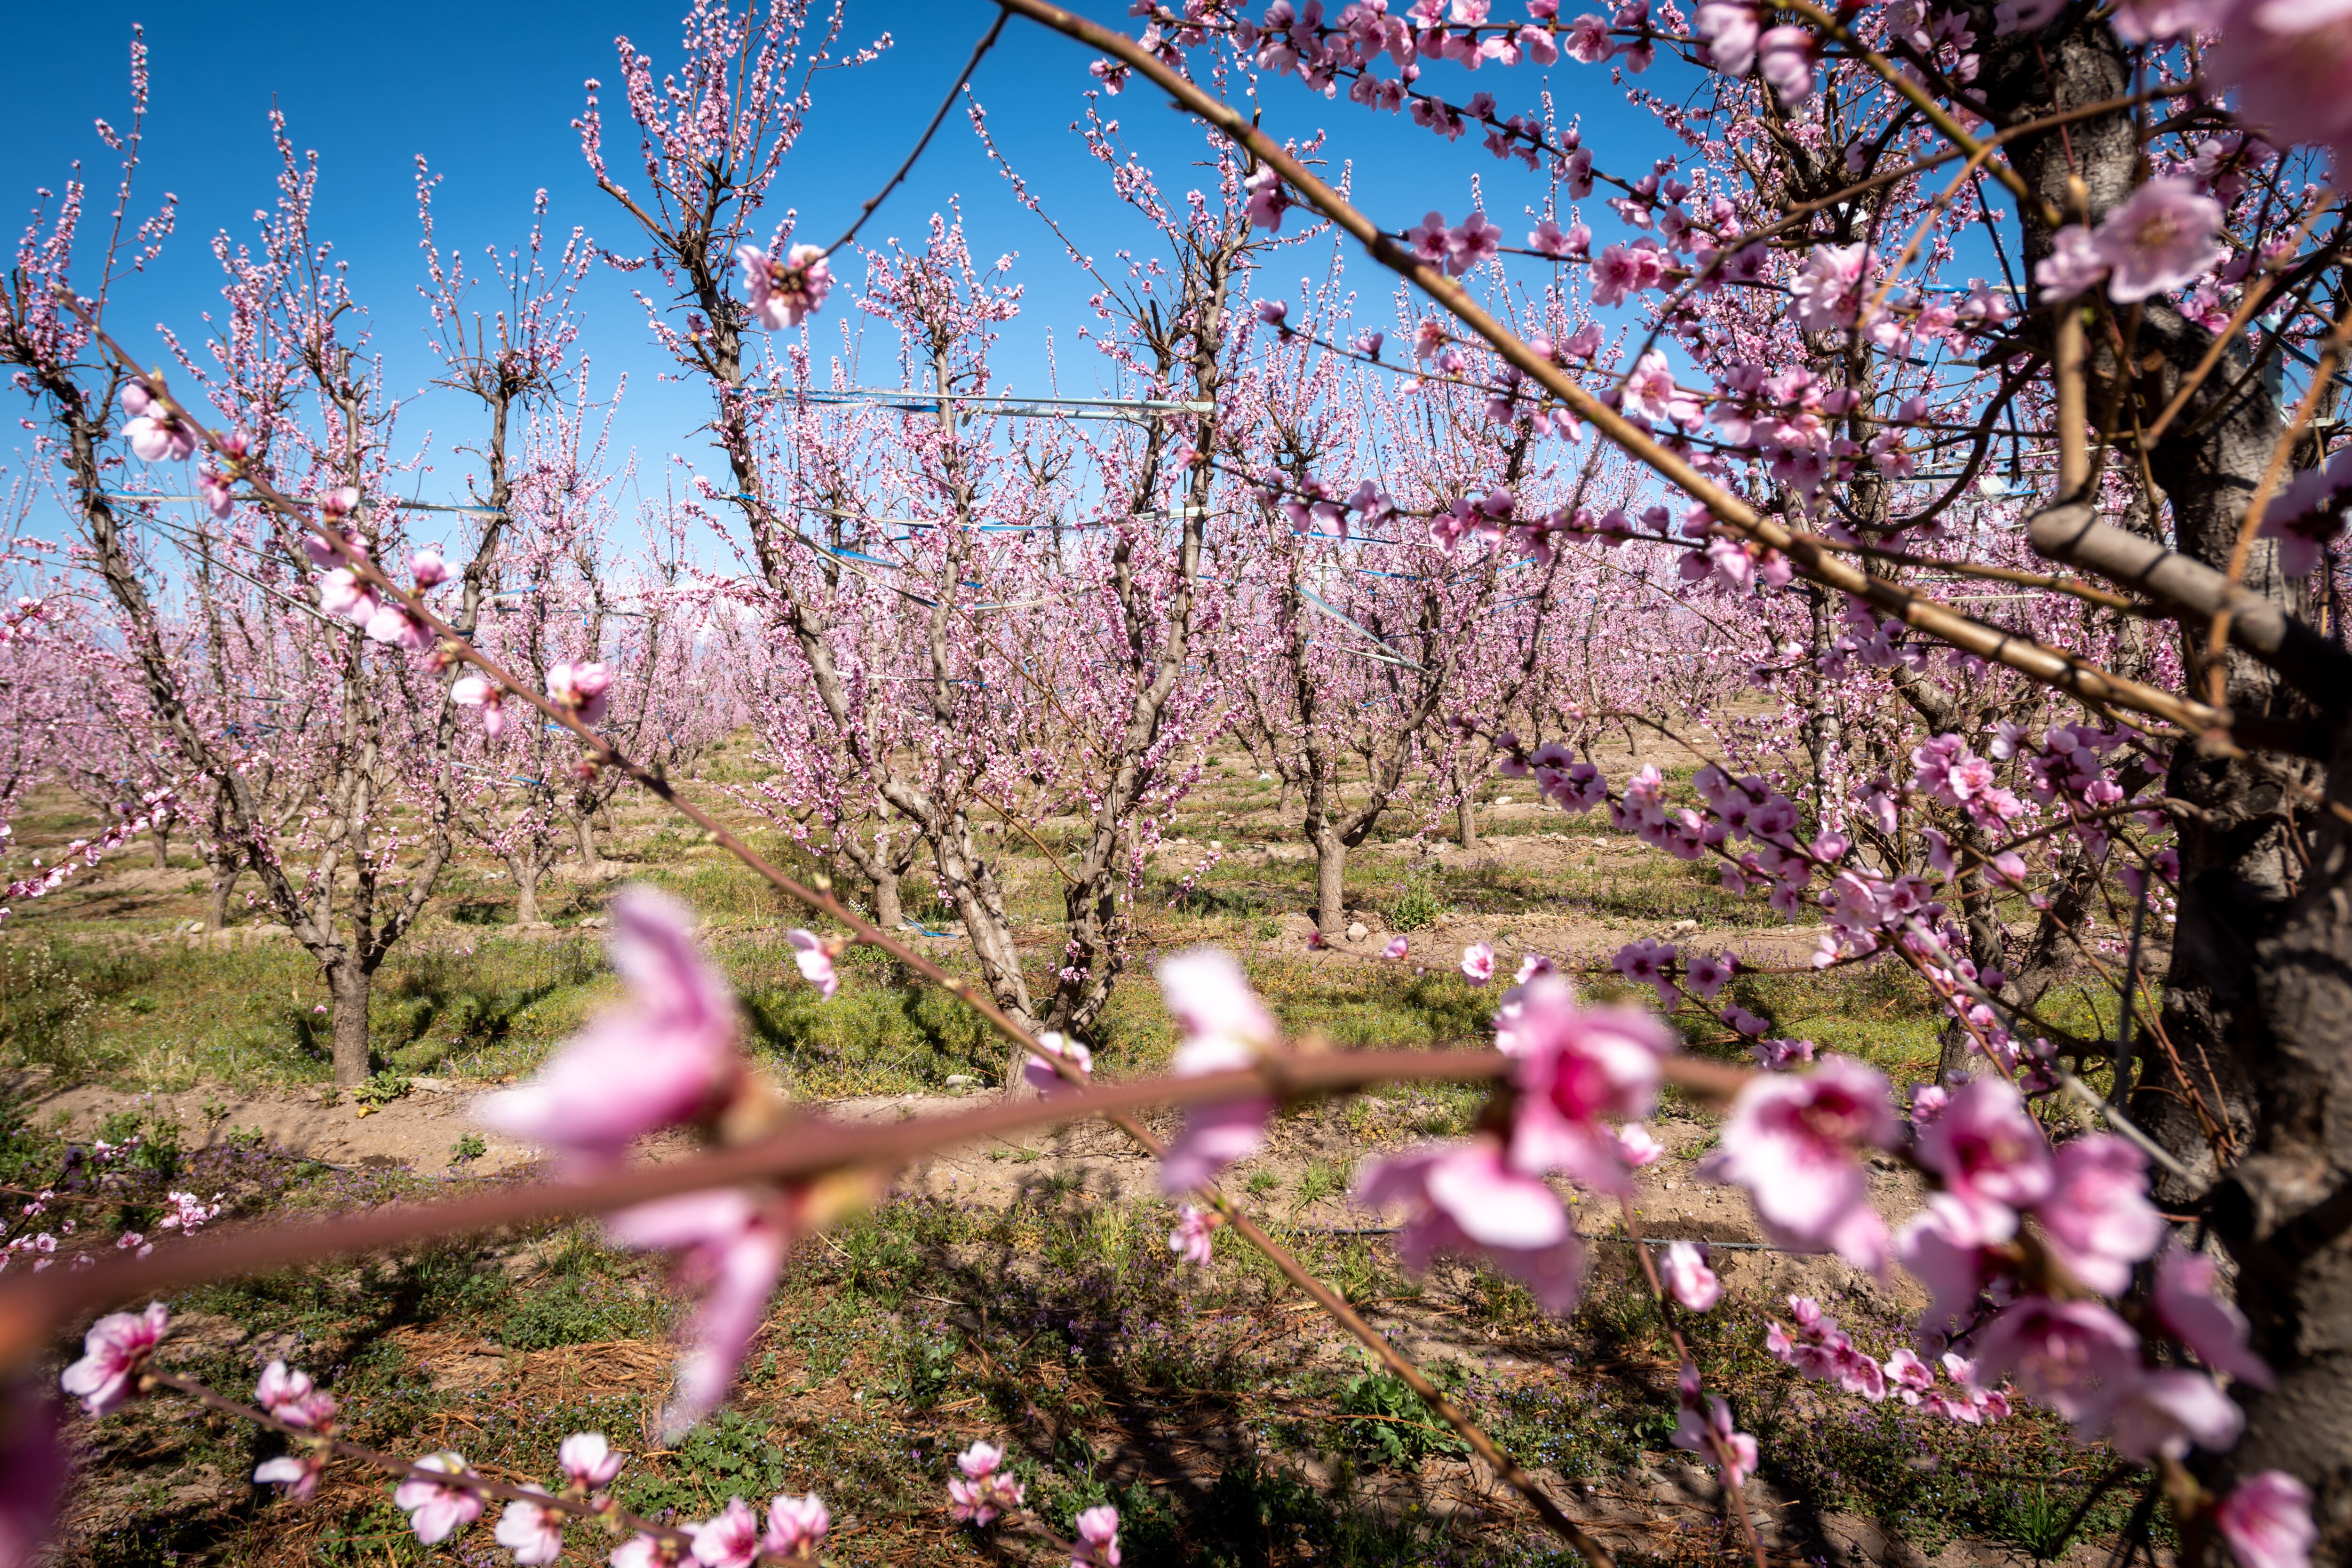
{"left": 1312, "top": 826, "right": 1349, "bottom": 934}
{"left": 508, "top": 853, "right": 546, "bottom": 927}
{"left": 326, "top": 955, "right": 373, "bottom": 1087}
{"left": 204, "top": 866, "right": 238, "bottom": 930}
{"left": 1985, "top": 7, "right": 2348, "bottom": 1553}
{"left": 1454, "top": 757, "right": 1481, "bottom": 852}
{"left": 574, "top": 812, "right": 603, "bottom": 877}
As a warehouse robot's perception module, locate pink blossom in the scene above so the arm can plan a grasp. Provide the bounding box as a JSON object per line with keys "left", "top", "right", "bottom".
{"left": 1460, "top": 942, "right": 1496, "bottom": 984}
{"left": 1405, "top": 211, "right": 1452, "bottom": 266}
{"left": 736, "top": 243, "right": 834, "bottom": 330}
{"left": 1896, "top": 1199, "right": 2003, "bottom": 1345}
{"left": 1661, "top": 1241, "right": 1720, "bottom": 1310}
{"left": 254, "top": 1449, "right": 328, "bottom": 1502}
{"left": 548, "top": 660, "right": 613, "bottom": 724}
{"left": 123, "top": 409, "right": 197, "bottom": 463}
{"left": 2091, "top": 177, "right": 2225, "bottom": 303}
{"left": 1157, "top": 949, "right": 1279, "bottom": 1193}
{"left": 1685, "top": 952, "right": 1735, "bottom": 1001}
{"left": 606, "top": 1187, "right": 796, "bottom": 1440}
{"left": 60, "top": 1301, "right": 169, "bottom": 1416}
{"left": 1357, "top": 1138, "right": 1587, "bottom": 1313}
{"left": 785, "top": 929, "right": 839, "bottom": 1000}
{"left": 409, "top": 549, "right": 449, "bottom": 588}
{"left": 1913, "top": 1076, "right": 2052, "bottom": 1245}
{"left": 1757, "top": 25, "right": 1816, "bottom": 101}
{"left": 559, "top": 1432, "right": 624, "bottom": 1489}
{"left": 2034, "top": 224, "right": 2107, "bottom": 301}
{"left": 317, "top": 567, "right": 379, "bottom": 625}
{"left": 477, "top": 887, "right": 744, "bottom": 1163}
{"left": 1615, "top": 1122, "right": 1664, "bottom": 1167}
{"left": 1515, "top": 952, "right": 1557, "bottom": 985}
{"left": 451, "top": 674, "right": 506, "bottom": 737}
{"left": 1695, "top": 0, "right": 1759, "bottom": 75}
{"left": 1611, "top": 936, "right": 1681, "bottom": 1005}
{"left": 949, "top": 1441, "right": 1026, "bottom": 1525}
{"left": 2034, "top": 1134, "right": 2163, "bottom": 1294}
{"left": 1383, "top": 935, "right": 1410, "bottom": 960}
{"left": 1072, "top": 1504, "right": 1121, "bottom": 1568}
{"left": 1023, "top": 1031, "right": 1093, "bottom": 1095}
{"left": 199, "top": 470, "right": 234, "bottom": 519}
{"left": 763, "top": 1493, "right": 830, "bottom": 1559}
{"left": 1244, "top": 166, "right": 1292, "bottom": 231}
{"left": 364, "top": 602, "right": 434, "bottom": 653}
{"left": 2210, "top": 1, "right": 2352, "bottom": 172}
{"left": 1969, "top": 1297, "right": 2138, "bottom": 1419}
{"left": 1752, "top": 1036, "right": 1816, "bottom": 1069}
{"left": 2111, "top": 0, "right": 2222, "bottom": 35}
{"left": 1446, "top": 212, "right": 1502, "bottom": 275}
{"left": 1621, "top": 350, "right": 1687, "bottom": 426}
{"left": 1883, "top": 1347, "right": 1936, "bottom": 1403}
{"left": 1168, "top": 1203, "right": 1218, "bottom": 1265}
{"left": 1529, "top": 219, "right": 1576, "bottom": 256}
{"left": 1504, "top": 980, "right": 1674, "bottom": 1190}
{"left": 394, "top": 1452, "right": 485, "bottom": 1546}
{"left": 1563, "top": 14, "right": 1615, "bottom": 61}
{"left": 254, "top": 1361, "right": 317, "bottom": 1422}
{"left": 689, "top": 1497, "right": 763, "bottom": 1568}
{"left": 1790, "top": 243, "right": 1869, "bottom": 331}
{"left": 611, "top": 1533, "right": 667, "bottom": 1568}
{"left": 2084, "top": 1368, "right": 2243, "bottom": 1460}
{"left": 2153, "top": 1244, "right": 2274, "bottom": 1386}
{"left": 1670, "top": 1365, "right": 1757, "bottom": 1487}
{"left": 495, "top": 1488, "right": 566, "bottom": 1566}
{"left": 2213, "top": 1472, "right": 2317, "bottom": 1568}
{"left": 1700, "top": 1056, "right": 1896, "bottom": 1269}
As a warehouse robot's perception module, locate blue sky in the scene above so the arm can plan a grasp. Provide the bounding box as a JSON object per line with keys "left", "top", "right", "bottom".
{"left": 3, "top": 1, "right": 1686, "bottom": 532}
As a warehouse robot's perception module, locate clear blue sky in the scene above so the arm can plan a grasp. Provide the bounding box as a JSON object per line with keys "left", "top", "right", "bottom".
{"left": 3, "top": 1, "right": 1682, "bottom": 528}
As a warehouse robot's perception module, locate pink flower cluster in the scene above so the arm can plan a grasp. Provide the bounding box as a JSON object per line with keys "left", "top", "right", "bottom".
{"left": 736, "top": 242, "right": 834, "bottom": 330}
{"left": 1356, "top": 970, "right": 1677, "bottom": 1313}
{"left": 60, "top": 1302, "right": 170, "bottom": 1417}
{"left": 1156, "top": 949, "right": 1281, "bottom": 1192}
{"left": 948, "top": 1440, "right": 1026, "bottom": 1526}
{"left": 687, "top": 1490, "right": 831, "bottom": 1566}
{"left": 1767, "top": 1296, "right": 2011, "bottom": 1422}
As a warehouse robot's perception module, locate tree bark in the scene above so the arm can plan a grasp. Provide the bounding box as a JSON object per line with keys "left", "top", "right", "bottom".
{"left": 509, "top": 853, "right": 545, "bottom": 927}
{"left": 205, "top": 866, "right": 238, "bottom": 931}
{"left": 326, "top": 956, "right": 373, "bottom": 1087}
{"left": 1312, "top": 828, "right": 1348, "bottom": 934}
{"left": 1454, "top": 758, "right": 1481, "bottom": 853}
{"left": 871, "top": 857, "right": 905, "bottom": 931}
{"left": 1984, "top": 9, "right": 2346, "bottom": 1553}
{"left": 574, "top": 812, "right": 603, "bottom": 878}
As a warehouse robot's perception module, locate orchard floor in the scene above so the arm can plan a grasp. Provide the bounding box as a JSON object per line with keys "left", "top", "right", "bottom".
{"left": 0, "top": 743, "right": 2154, "bottom": 1568}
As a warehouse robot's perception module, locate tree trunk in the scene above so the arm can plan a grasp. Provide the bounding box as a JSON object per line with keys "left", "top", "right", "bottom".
{"left": 149, "top": 822, "right": 170, "bottom": 869}
{"left": 1312, "top": 830, "right": 1347, "bottom": 933}
{"left": 574, "top": 812, "right": 602, "bottom": 877}
{"left": 1454, "top": 759, "right": 1481, "bottom": 853}
{"left": 205, "top": 865, "right": 238, "bottom": 930}
{"left": 1984, "top": 13, "right": 2346, "bottom": 1553}
{"left": 872, "top": 862, "right": 904, "bottom": 931}
{"left": 509, "top": 854, "right": 544, "bottom": 927}
{"left": 327, "top": 957, "right": 373, "bottom": 1087}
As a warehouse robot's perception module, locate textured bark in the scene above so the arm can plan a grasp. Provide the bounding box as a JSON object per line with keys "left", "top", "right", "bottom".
{"left": 1981, "top": 7, "right": 2348, "bottom": 1554}
{"left": 574, "top": 812, "right": 603, "bottom": 878}
{"left": 1454, "top": 758, "right": 1481, "bottom": 853}
{"left": 508, "top": 853, "right": 547, "bottom": 927}
{"left": 1312, "top": 828, "right": 1349, "bottom": 935}
{"left": 326, "top": 956, "right": 373, "bottom": 1088}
